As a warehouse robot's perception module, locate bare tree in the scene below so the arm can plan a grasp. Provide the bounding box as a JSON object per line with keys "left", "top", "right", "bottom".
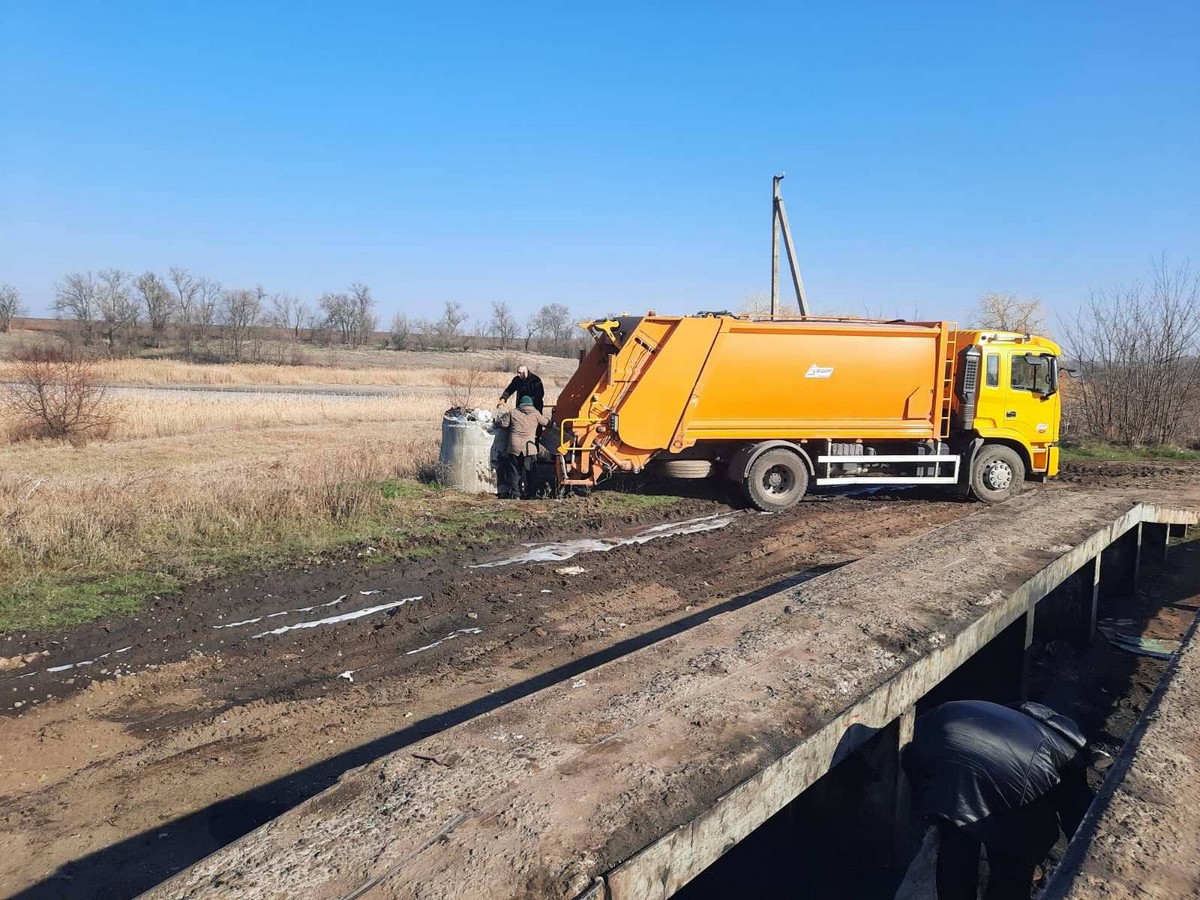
{"left": 317, "top": 285, "right": 377, "bottom": 348}
{"left": 54, "top": 272, "right": 99, "bottom": 345}
{"left": 390, "top": 312, "right": 411, "bottom": 350}
{"left": 532, "top": 303, "right": 574, "bottom": 356}
{"left": 318, "top": 291, "right": 353, "bottom": 345}
{"left": 270, "top": 293, "right": 307, "bottom": 340}
{"left": 444, "top": 359, "right": 489, "bottom": 408}
{"left": 136, "top": 271, "right": 174, "bottom": 348}
{"left": 304, "top": 304, "right": 332, "bottom": 346}
{"left": 0, "top": 284, "right": 23, "bottom": 334}
{"left": 169, "top": 266, "right": 200, "bottom": 357}
{"left": 0, "top": 346, "right": 118, "bottom": 445}
{"left": 488, "top": 301, "right": 519, "bottom": 350}
{"left": 194, "top": 277, "right": 221, "bottom": 351}
{"left": 1060, "top": 258, "right": 1200, "bottom": 446}
{"left": 221, "top": 287, "right": 263, "bottom": 362}
{"left": 523, "top": 313, "right": 538, "bottom": 352}
{"left": 96, "top": 269, "right": 141, "bottom": 353}
{"left": 410, "top": 318, "right": 435, "bottom": 351}
{"left": 434, "top": 300, "right": 469, "bottom": 350}
{"left": 349, "top": 282, "right": 377, "bottom": 347}
{"left": 973, "top": 293, "right": 1045, "bottom": 334}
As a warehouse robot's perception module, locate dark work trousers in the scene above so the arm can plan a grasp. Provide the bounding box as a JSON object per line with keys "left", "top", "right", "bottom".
{"left": 935, "top": 794, "right": 1060, "bottom": 900}
{"left": 500, "top": 453, "right": 537, "bottom": 500}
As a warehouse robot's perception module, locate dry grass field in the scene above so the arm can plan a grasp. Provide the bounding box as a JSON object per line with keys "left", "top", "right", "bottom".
{"left": 0, "top": 428, "right": 442, "bottom": 626}
{"left": 0, "top": 340, "right": 594, "bottom": 631}
{"left": 0, "top": 359, "right": 519, "bottom": 389}
{"left": 104, "top": 390, "right": 448, "bottom": 441}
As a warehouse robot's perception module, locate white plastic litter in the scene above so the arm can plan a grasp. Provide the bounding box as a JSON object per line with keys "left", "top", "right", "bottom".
{"left": 405, "top": 627, "right": 483, "bottom": 656}
{"left": 469, "top": 513, "right": 738, "bottom": 568}
{"left": 212, "top": 595, "right": 347, "bottom": 630}
{"left": 251, "top": 597, "right": 420, "bottom": 639}
{"left": 44, "top": 646, "right": 133, "bottom": 675}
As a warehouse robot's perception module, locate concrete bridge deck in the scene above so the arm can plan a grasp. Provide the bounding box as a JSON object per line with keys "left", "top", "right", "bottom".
{"left": 141, "top": 491, "right": 1199, "bottom": 900}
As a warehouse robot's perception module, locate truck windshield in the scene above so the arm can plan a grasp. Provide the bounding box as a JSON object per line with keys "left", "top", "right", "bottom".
{"left": 1011, "top": 354, "right": 1057, "bottom": 395}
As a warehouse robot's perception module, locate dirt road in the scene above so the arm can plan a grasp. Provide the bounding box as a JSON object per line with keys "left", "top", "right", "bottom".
{"left": 1, "top": 461, "right": 1195, "bottom": 900}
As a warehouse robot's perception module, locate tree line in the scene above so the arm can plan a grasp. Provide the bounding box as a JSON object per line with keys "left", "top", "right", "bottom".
{"left": 0, "top": 271, "right": 585, "bottom": 360}
{"left": 391, "top": 300, "right": 578, "bottom": 356}
{"left": 11, "top": 260, "right": 1195, "bottom": 447}
{"left": 44, "top": 268, "right": 383, "bottom": 361}
{"left": 970, "top": 261, "right": 1200, "bottom": 448}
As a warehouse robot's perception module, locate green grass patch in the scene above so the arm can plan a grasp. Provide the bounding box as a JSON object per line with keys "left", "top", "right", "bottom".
{"left": 0, "top": 572, "right": 179, "bottom": 633}
{"left": 0, "top": 476, "right": 691, "bottom": 634}
{"left": 1062, "top": 443, "right": 1200, "bottom": 462}
{"left": 378, "top": 478, "right": 437, "bottom": 501}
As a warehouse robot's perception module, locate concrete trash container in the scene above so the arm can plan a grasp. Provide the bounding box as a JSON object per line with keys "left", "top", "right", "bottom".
{"left": 439, "top": 408, "right": 500, "bottom": 493}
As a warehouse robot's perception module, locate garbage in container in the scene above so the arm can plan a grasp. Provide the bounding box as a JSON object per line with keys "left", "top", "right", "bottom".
{"left": 439, "top": 407, "right": 506, "bottom": 493}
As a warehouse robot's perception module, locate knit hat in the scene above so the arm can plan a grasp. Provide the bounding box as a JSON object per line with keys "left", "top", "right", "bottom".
{"left": 518, "top": 395, "right": 535, "bottom": 407}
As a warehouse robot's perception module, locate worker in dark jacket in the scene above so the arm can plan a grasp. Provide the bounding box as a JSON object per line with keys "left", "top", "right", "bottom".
{"left": 494, "top": 396, "right": 550, "bottom": 499}
{"left": 499, "top": 365, "right": 544, "bottom": 413}
{"left": 903, "top": 700, "right": 1093, "bottom": 900}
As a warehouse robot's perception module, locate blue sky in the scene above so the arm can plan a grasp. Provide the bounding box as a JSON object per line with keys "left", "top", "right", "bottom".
{"left": 1, "top": 2, "right": 1197, "bottom": 328}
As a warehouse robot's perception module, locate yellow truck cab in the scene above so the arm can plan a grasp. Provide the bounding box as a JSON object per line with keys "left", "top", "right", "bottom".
{"left": 955, "top": 330, "right": 1062, "bottom": 488}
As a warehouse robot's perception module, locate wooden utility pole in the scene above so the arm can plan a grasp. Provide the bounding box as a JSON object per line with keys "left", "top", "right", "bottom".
{"left": 770, "top": 174, "right": 810, "bottom": 317}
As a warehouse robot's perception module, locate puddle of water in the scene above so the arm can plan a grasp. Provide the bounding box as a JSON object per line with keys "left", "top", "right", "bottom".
{"left": 468, "top": 513, "right": 738, "bottom": 569}
{"left": 251, "top": 597, "right": 420, "bottom": 639}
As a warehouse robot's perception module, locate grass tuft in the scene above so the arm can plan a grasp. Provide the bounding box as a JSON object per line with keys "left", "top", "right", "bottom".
{"left": 1062, "top": 443, "right": 1200, "bottom": 462}
{"left": 0, "top": 573, "right": 178, "bottom": 633}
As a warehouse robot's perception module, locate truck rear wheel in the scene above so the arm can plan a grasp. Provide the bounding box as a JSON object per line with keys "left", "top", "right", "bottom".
{"left": 745, "top": 449, "right": 808, "bottom": 512}
{"left": 970, "top": 444, "right": 1025, "bottom": 504}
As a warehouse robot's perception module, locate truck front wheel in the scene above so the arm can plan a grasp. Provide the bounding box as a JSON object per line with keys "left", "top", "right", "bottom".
{"left": 970, "top": 444, "right": 1025, "bottom": 504}
{"left": 745, "top": 449, "right": 808, "bottom": 512}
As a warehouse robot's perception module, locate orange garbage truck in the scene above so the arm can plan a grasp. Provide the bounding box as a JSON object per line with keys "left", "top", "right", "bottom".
{"left": 549, "top": 314, "right": 1062, "bottom": 511}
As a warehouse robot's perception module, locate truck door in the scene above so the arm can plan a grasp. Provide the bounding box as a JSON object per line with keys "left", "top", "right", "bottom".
{"left": 1001, "top": 350, "right": 1060, "bottom": 472}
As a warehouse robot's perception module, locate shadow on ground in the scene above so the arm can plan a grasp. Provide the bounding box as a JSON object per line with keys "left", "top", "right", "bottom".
{"left": 16, "top": 563, "right": 845, "bottom": 900}
{"left": 599, "top": 474, "right": 972, "bottom": 507}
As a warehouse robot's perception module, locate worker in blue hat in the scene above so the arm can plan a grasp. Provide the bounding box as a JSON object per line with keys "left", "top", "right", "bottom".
{"left": 495, "top": 395, "right": 549, "bottom": 499}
